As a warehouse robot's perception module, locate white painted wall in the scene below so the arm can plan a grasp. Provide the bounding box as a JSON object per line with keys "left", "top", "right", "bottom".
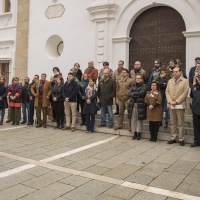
{"left": 28, "top": 0, "right": 200, "bottom": 80}
{"left": 0, "top": 0, "right": 17, "bottom": 81}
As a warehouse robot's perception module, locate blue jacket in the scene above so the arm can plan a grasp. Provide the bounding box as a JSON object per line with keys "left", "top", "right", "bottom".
{"left": 190, "top": 83, "right": 200, "bottom": 115}
{"left": 62, "top": 79, "right": 79, "bottom": 102}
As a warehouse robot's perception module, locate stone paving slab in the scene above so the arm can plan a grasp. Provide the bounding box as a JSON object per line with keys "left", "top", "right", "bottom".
{"left": 130, "top": 191, "right": 167, "bottom": 200}
{"left": 125, "top": 173, "right": 155, "bottom": 185}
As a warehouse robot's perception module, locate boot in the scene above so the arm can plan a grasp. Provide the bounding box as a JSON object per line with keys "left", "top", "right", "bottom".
{"left": 132, "top": 132, "right": 137, "bottom": 140}
{"left": 137, "top": 133, "right": 141, "bottom": 140}
{"left": 153, "top": 132, "right": 157, "bottom": 142}
{"left": 164, "top": 121, "right": 168, "bottom": 129}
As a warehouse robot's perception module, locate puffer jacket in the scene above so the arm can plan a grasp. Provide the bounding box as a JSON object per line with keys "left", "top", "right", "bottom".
{"left": 190, "top": 83, "right": 200, "bottom": 115}
{"left": 127, "top": 82, "right": 147, "bottom": 120}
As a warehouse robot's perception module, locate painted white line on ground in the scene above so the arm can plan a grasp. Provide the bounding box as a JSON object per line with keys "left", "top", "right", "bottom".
{"left": 0, "top": 164, "right": 35, "bottom": 178}
{"left": 40, "top": 135, "right": 119, "bottom": 163}
{"left": 0, "top": 152, "right": 200, "bottom": 200}
{"left": 0, "top": 126, "right": 26, "bottom": 132}
{"left": 0, "top": 135, "right": 119, "bottom": 178}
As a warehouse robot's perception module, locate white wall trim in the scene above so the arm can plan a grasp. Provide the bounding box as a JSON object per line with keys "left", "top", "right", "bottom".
{"left": 112, "top": 37, "right": 132, "bottom": 43}
{"left": 183, "top": 31, "right": 200, "bottom": 38}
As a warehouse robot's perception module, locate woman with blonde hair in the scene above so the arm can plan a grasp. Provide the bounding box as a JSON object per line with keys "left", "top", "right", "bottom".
{"left": 7, "top": 77, "right": 22, "bottom": 125}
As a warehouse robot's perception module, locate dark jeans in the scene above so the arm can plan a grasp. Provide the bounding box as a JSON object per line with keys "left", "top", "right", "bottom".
{"left": 193, "top": 114, "right": 200, "bottom": 144}
{"left": 29, "top": 99, "right": 34, "bottom": 123}
{"left": 53, "top": 100, "right": 65, "bottom": 126}
{"left": 86, "top": 114, "right": 95, "bottom": 132}
{"left": 80, "top": 98, "right": 86, "bottom": 124}
{"left": 149, "top": 121, "right": 160, "bottom": 140}
{"left": 0, "top": 108, "right": 5, "bottom": 122}
{"left": 50, "top": 98, "right": 56, "bottom": 119}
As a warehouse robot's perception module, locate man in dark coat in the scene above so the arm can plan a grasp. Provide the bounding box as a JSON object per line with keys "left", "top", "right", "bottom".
{"left": 190, "top": 70, "right": 200, "bottom": 147}
{"left": 62, "top": 72, "right": 79, "bottom": 132}
{"left": 28, "top": 75, "right": 39, "bottom": 125}
{"left": 98, "top": 69, "right": 116, "bottom": 128}
{"left": 0, "top": 76, "right": 7, "bottom": 125}
{"left": 21, "top": 77, "right": 30, "bottom": 124}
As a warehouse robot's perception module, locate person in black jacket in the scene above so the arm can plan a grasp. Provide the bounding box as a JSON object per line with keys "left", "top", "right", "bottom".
{"left": 128, "top": 74, "right": 147, "bottom": 140}
{"left": 62, "top": 72, "right": 79, "bottom": 132}
{"left": 83, "top": 78, "right": 98, "bottom": 133}
{"left": 21, "top": 77, "right": 30, "bottom": 124}
{"left": 0, "top": 76, "right": 7, "bottom": 125}
{"left": 28, "top": 75, "right": 39, "bottom": 125}
{"left": 190, "top": 70, "right": 200, "bottom": 147}
{"left": 70, "top": 63, "right": 83, "bottom": 112}
{"left": 189, "top": 57, "right": 200, "bottom": 88}
{"left": 156, "top": 66, "right": 171, "bottom": 128}
{"left": 52, "top": 76, "right": 64, "bottom": 129}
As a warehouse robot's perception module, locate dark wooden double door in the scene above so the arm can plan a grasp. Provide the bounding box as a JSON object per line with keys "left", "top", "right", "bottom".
{"left": 129, "top": 6, "right": 186, "bottom": 74}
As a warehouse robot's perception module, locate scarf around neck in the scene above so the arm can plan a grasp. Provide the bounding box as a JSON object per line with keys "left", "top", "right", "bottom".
{"left": 85, "top": 84, "right": 97, "bottom": 99}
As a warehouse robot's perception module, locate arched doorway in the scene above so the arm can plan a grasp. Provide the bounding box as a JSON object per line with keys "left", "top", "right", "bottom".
{"left": 129, "top": 6, "right": 186, "bottom": 74}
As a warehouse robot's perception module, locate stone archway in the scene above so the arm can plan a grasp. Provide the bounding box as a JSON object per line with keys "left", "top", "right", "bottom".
{"left": 129, "top": 6, "right": 186, "bottom": 74}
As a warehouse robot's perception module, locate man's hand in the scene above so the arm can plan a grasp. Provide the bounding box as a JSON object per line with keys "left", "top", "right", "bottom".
{"left": 87, "top": 99, "right": 91, "bottom": 104}
{"left": 65, "top": 97, "right": 69, "bottom": 102}
{"left": 0, "top": 97, "right": 2, "bottom": 100}
{"left": 116, "top": 99, "right": 119, "bottom": 105}
{"left": 170, "top": 101, "right": 177, "bottom": 107}
{"left": 34, "top": 94, "right": 37, "bottom": 97}
{"left": 30, "top": 96, "right": 33, "bottom": 100}
{"left": 53, "top": 97, "right": 57, "bottom": 101}
{"left": 46, "top": 96, "right": 49, "bottom": 99}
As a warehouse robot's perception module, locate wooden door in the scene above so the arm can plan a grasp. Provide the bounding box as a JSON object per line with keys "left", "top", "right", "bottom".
{"left": 129, "top": 6, "right": 186, "bottom": 75}
{"left": 1, "top": 63, "right": 10, "bottom": 86}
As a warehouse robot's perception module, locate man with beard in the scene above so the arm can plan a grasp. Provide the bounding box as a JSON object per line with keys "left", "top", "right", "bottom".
{"left": 27, "top": 75, "right": 39, "bottom": 125}
{"left": 167, "top": 59, "right": 187, "bottom": 79}
{"left": 148, "top": 59, "right": 162, "bottom": 88}
{"left": 98, "top": 69, "right": 116, "bottom": 128}
{"left": 130, "top": 61, "right": 148, "bottom": 84}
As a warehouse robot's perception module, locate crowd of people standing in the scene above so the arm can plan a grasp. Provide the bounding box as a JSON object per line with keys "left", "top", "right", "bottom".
{"left": 0, "top": 57, "right": 200, "bottom": 147}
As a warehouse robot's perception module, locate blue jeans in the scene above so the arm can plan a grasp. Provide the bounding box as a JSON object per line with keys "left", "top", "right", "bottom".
{"left": 86, "top": 114, "right": 95, "bottom": 132}
{"left": 22, "top": 103, "right": 30, "bottom": 122}
{"left": 162, "top": 96, "right": 169, "bottom": 122}
{"left": 101, "top": 105, "right": 113, "bottom": 126}
{"left": 0, "top": 108, "right": 5, "bottom": 122}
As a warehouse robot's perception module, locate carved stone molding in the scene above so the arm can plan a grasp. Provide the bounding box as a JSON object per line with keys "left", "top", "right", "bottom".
{"left": 183, "top": 31, "right": 200, "bottom": 38}
{"left": 0, "top": 12, "right": 12, "bottom": 27}
{"left": 87, "top": 3, "right": 118, "bottom": 21}
{"left": 112, "top": 37, "right": 132, "bottom": 43}
{"left": 45, "top": 4, "right": 65, "bottom": 19}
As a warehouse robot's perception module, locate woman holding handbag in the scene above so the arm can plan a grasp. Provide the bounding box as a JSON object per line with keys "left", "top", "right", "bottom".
{"left": 83, "top": 78, "right": 98, "bottom": 133}
{"left": 52, "top": 76, "right": 65, "bottom": 129}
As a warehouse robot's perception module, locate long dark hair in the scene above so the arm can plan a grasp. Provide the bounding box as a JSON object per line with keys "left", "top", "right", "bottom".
{"left": 57, "top": 76, "right": 64, "bottom": 85}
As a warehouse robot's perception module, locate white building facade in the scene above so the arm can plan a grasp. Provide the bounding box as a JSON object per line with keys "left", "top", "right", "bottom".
{"left": 1, "top": 0, "right": 200, "bottom": 81}
{"left": 0, "top": 0, "right": 17, "bottom": 85}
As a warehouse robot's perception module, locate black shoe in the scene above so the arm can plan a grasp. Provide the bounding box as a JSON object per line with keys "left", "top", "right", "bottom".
{"left": 180, "top": 140, "right": 185, "bottom": 146}
{"left": 15, "top": 121, "right": 19, "bottom": 125}
{"left": 27, "top": 122, "right": 33, "bottom": 125}
{"left": 167, "top": 139, "right": 177, "bottom": 144}
{"left": 164, "top": 122, "right": 168, "bottom": 129}
{"left": 137, "top": 133, "right": 141, "bottom": 140}
{"left": 59, "top": 125, "right": 64, "bottom": 129}
{"left": 36, "top": 124, "right": 42, "bottom": 128}
{"left": 190, "top": 142, "right": 200, "bottom": 147}
{"left": 113, "top": 112, "right": 119, "bottom": 115}
{"left": 98, "top": 124, "right": 106, "bottom": 127}
{"left": 43, "top": 125, "right": 47, "bottom": 128}
{"left": 54, "top": 124, "right": 60, "bottom": 129}
{"left": 108, "top": 125, "right": 113, "bottom": 129}
{"left": 12, "top": 121, "right": 15, "bottom": 125}
{"left": 6, "top": 120, "right": 11, "bottom": 123}
{"left": 21, "top": 121, "right": 27, "bottom": 124}
{"left": 80, "top": 122, "right": 85, "bottom": 126}
{"left": 132, "top": 132, "right": 137, "bottom": 140}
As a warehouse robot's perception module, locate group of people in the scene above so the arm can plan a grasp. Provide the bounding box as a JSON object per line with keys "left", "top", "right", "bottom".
{"left": 0, "top": 57, "right": 200, "bottom": 147}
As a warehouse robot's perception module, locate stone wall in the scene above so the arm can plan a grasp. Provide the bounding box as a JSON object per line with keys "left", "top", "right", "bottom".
{"left": 14, "top": 0, "right": 30, "bottom": 82}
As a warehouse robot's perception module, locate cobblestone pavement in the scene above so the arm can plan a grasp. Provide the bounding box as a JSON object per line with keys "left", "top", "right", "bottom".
{"left": 0, "top": 123, "right": 200, "bottom": 200}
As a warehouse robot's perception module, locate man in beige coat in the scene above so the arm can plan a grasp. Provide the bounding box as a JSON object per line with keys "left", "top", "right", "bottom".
{"left": 31, "top": 73, "right": 52, "bottom": 128}
{"left": 114, "top": 69, "right": 133, "bottom": 130}
{"left": 166, "top": 67, "right": 189, "bottom": 146}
